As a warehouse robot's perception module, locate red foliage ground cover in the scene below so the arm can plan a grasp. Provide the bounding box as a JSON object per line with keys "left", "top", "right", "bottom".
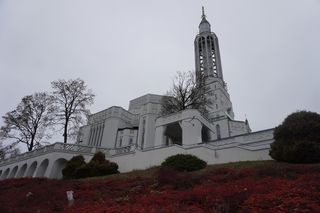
{"left": 0, "top": 162, "right": 320, "bottom": 213}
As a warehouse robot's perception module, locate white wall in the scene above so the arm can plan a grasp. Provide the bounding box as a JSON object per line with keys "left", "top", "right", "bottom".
{"left": 109, "top": 128, "right": 274, "bottom": 172}
{"left": 108, "top": 142, "right": 272, "bottom": 173}
{"left": 0, "top": 129, "right": 274, "bottom": 179}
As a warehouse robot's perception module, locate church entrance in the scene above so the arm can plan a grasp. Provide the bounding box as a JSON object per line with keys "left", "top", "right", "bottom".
{"left": 164, "top": 122, "right": 182, "bottom": 146}
{"left": 201, "top": 125, "right": 211, "bottom": 142}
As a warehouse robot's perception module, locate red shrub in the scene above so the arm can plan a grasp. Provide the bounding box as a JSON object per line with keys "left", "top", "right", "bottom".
{"left": 157, "top": 167, "right": 198, "bottom": 189}
{"left": 0, "top": 163, "right": 319, "bottom": 212}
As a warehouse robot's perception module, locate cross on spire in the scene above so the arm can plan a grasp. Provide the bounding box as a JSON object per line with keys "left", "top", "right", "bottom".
{"left": 202, "top": 6, "right": 206, "bottom": 19}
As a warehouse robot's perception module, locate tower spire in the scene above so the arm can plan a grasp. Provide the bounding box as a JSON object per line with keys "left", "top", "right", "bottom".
{"left": 202, "top": 6, "right": 206, "bottom": 19}
{"left": 199, "top": 7, "right": 211, "bottom": 34}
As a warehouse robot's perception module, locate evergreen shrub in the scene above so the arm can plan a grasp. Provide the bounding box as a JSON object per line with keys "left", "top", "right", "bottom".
{"left": 62, "top": 155, "right": 86, "bottom": 179}
{"left": 86, "top": 152, "right": 119, "bottom": 177}
{"left": 270, "top": 111, "right": 320, "bottom": 163}
{"left": 161, "top": 154, "right": 207, "bottom": 171}
{"left": 63, "top": 152, "right": 119, "bottom": 179}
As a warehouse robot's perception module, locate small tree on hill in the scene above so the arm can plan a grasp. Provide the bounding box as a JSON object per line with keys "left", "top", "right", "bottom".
{"left": 51, "top": 78, "right": 95, "bottom": 143}
{"left": 161, "top": 71, "right": 213, "bottom": 117}
{"left": 270, "top": 111, "right": 320, "bottom": 163}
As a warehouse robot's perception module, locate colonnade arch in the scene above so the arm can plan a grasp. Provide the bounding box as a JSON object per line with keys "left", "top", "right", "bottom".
{"left": 26, "top": 161, "right": 37, "bottom": 177}
{"left": 8, "top": 165, "right": 18, "bottom": 178}
{"left": 2, "top": 168, "right": 10, "bottom": 179}
{"left": 16, "top": 163, "right": 28, "bottom": 178}
{"left": 35, "top": 159, "right": 49, "bottom": 177}
{"left": 50, "top": 158, "right": 67, "bottom": 179}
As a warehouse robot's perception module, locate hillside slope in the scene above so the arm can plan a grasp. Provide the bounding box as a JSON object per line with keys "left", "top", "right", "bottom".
{"left": 0, "top": 161, "right": 319, "bottom": 213}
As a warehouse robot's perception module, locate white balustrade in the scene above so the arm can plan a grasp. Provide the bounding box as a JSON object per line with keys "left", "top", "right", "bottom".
{"left": 0, "top": 142, "right": 116, "bottom": 167}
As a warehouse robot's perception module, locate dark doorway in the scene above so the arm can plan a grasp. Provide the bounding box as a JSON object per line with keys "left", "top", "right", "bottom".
{"left": 201, "top": 125, "right": 210, "bottom": 142}
{"left": 164, "top": 122, "right": 182, "bottom": 145}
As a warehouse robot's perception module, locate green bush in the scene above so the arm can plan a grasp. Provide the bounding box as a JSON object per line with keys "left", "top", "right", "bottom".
{"left": 85, "top": 152, "right": 119, "bottom": 177}
{"left": 62, "top": 155, "right": 86, "bottom": 179}
{"left": 270, "top": 111, "right": 320, "bottom": 163}
{"left": 74, "top": 164, "right": 91, "bottom": 179}
{"left": 63, "top": 152, "right": 119, "bottom": 179}
{"left": 161, "top": 154, "right": 207, "bottom": 171}
{"left": 90, "top": 151, "right": 106, "bottom": 164}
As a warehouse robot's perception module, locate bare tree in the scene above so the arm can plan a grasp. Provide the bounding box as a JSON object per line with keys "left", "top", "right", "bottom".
{"left": 0, "top": 142, "right": 19, "bottom": 159}
{"left": 0, "top": 141, "right": 6, "bottom": 160}
{"left": 161, "top": 71, "right": 213, "bottom": 116}
{"left": 51, "top": 78, "right": 94, "bottom": 143}
{"left": 0, "top": 92, "right": 55, "bottom": 151}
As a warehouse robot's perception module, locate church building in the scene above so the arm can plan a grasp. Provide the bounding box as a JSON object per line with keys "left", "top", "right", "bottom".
{"left": 77, "top": 8, "right": 251, "bottom": 149}
{"left": 0, "top": 9, "right": 274, "bottom": 179}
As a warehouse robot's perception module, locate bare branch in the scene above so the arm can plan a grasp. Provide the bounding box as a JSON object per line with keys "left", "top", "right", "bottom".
{"left": 51, "top": 78, "right": 95, "bottom": 143}
{"left": 161, "top": 71, "right": 213, "bottom": 117}
{"left": 0, "top": 92, "right": 55, "bottom": 151}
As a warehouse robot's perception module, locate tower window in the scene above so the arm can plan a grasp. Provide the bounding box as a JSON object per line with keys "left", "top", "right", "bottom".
{"left": 227, "top": 108, "right": 232, "bottom": 115}
{"left": 129, "top": 137, "right": 133, "bottom": 145}
{"left": 216, "top": 124, "right": 221, "bottom": 140}
{"left": 119, "top": 137, "right": 123, "bottom": 147}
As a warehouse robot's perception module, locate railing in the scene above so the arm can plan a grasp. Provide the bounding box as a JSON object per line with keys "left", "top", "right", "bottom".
{"left": 53, "top": 143, "right": 97, "bottom": 153}
{"left": 113, "top": 145, "right": 134, "bottom": 155}
{"left": 156, "top": 109, "right": 215, "bottom": 133}
{"left": 241, "top": 129, "right": 274, "bottom": 144}
{"left": 0, "top": 142, "right": 129, "bottom": 167}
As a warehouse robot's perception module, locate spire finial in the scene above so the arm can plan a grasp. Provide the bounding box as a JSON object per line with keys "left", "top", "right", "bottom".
{"left": 202, "top": 6, "right": 206, "bottom": 19}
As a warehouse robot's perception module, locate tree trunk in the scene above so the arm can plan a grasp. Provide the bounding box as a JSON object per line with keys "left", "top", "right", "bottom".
{"left": 63, "top": 119, "right": 68, "bottom": 143}
{"left": 29, "top": 135, "right": 35, "bottom": 151}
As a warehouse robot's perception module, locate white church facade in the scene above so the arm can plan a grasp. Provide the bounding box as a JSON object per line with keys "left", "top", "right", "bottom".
{"left": 77, "top": 9, "right": 251, "bottom": 150}
{"left": 0, "top": 9, "right": 274, "bottom": 179}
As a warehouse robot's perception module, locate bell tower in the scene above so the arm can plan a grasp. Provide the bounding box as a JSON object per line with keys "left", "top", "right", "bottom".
{"left": 194, "top": 7, "right": 235, "bottom": 120}
{"left": 195, "top": 7, "right": 224, "bottom": 83}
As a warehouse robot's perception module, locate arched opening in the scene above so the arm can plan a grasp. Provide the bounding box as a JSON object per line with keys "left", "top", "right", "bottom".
{"left": 35, "top": 159, "right": 49, "bottom": 177}
{"left": 2, "top": 168, "right": 10, "bottom": 179}
{"left": 8, "top": 166, "right": 18, "bottom": 178}
{"left": 216, "top": 124, "right": 221, "bottom": 140}
{"left": 26, "top": 161, "right": 37, "bottom": 177}
{"left": 50, "top": 158, "right": 68, "bottom": 179}
{"left": 201, "top": 125, "right": 211, "bottom": 143}
{"left": 164, "top": 122, "right": 182, "bottom": 146}
{"left": 16, "top": 163, "right": 27, "bottom": 178}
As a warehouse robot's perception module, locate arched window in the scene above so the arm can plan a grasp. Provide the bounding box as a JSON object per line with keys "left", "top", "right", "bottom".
{"left": 216, "top": 124, "right": 221, "bottom": 140}
{"left": 119, "top": 136, "right": 123, "bottom": 147}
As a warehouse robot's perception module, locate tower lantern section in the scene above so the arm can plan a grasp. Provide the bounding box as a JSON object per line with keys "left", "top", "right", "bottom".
{"left": 195, "top": 7, "right": 224, "bottom": 84}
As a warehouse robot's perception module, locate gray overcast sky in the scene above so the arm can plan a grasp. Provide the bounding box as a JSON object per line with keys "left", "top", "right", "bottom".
{"left": 0, "top": 0, "right": 320, "bottom": 144}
